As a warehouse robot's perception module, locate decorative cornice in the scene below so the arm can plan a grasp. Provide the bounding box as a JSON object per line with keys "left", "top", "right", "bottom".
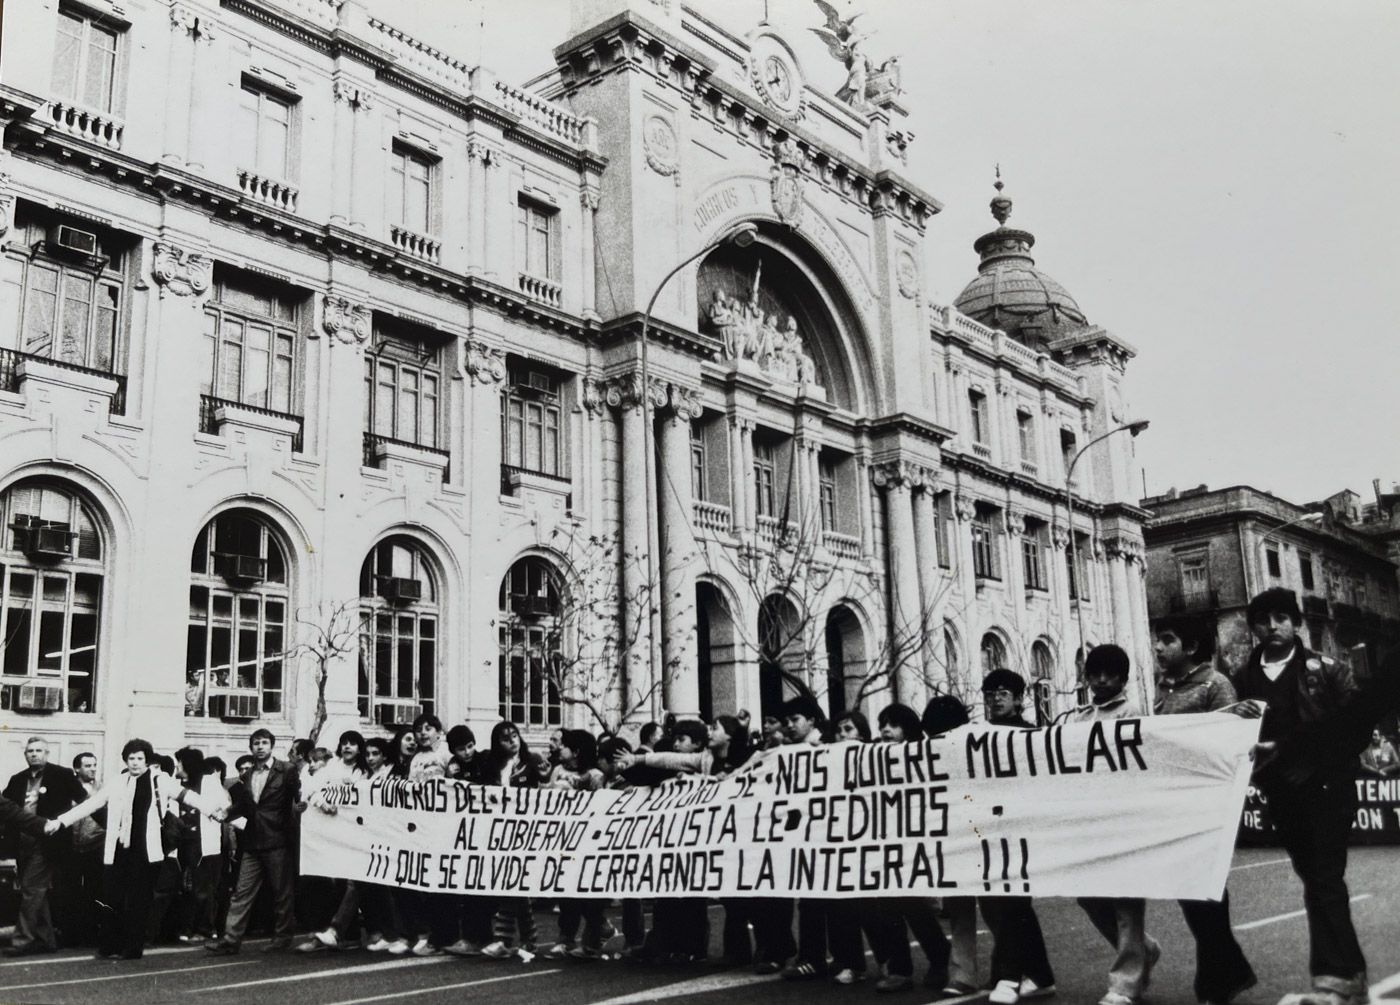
{"left": 870, "top": 460, "right": 937, "bottom": 491}
{"left": 332, "top": 78, "right": 375, "bottom": 111}
{"left": 465, "top": 340, "right": 506, "bottom": 384}
{"left": 151, "top": 242, "right": 212, "bottom": 298}
{"left": 953, "top": 493, "right": 978, "bottom": 522}
{"left": 321, "top": 295, "right": 370, "bottom": 344}
{"left": 170, "top": 3, "right": 217, "bottom": 41}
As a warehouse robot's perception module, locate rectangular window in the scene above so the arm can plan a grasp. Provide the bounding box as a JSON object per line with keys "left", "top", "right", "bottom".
{"left": 516, "top": 198, "right": 557, "bottom": 279}
{"left": 1017, "top": 409, "right": 1036, "bottom": 462}
{"left": 968, "top": 391, "right": 988, "bottom": 445}
{"left": 1022, "top": 525, "right": 1047, "bottom": 591}
{"left": 1061, "top": 428, "right": 1078, "bottom": 479}
{"left": 934, "top": 492, "right": 952, "bottom": 568}
{"left": 185, "top": 587, "right": 285, "bottom": 718}
{"left": 819, "top": 456, "right": 837, "bottom": 533}
{"left": 1180, "top": 555, "right": 1209, "bottom": 603}
{"left": 201, "top": 273, "right": 301, "bottom": 414}
{"left": 1266, "top": 547, "right": 1281, "bottom": 578}
{"left": 501, "top": 361, "right": 563, "bottom": 476}
{"left": 0, "top": 565, "right": 100, "bottom": 714}
{"left": 690, "top": 422, "right": 707, "bottom": 501}
{"left": 753, "top": 440, "right": 777, "bottom": 519}
{"left": 389, "top": 145, "right": 434, "bottom": 235}
{"left": 364, "top": 320, "right": 442, "bottom": 448}
{"left": 1299, "top": 551, "right": 1315, "bottom": 591}
{"left": 53, "top": 9, "right": 119, "bottom": 113}
{"left": 971, "top": 508, "right": 999, "bottom": 580}
{"left": 1067, "top": 532, "right": 1091, "bottom": 601}
{"left": 237, "top": 83, "right": 293, "bottom": 180}
{"left": 16, "top": 253, "right": 122, "bottom": 373}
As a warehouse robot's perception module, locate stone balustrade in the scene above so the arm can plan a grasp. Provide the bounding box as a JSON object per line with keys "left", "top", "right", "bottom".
{"left": 493, "top": 79, "right": 585, "bottom": 146}
{"left": 822, "top": 531, "right": 861, "bottom": 560}
{"left": 42, "top": 100, "right": 124, "bottom": 149}
{"left": 390, "top": 225, "right": 442, "bottom": 264}
{"left": 236, "top": 169, "right": 300, "bottom": 213}
{"left": 693, "top": 500, "right": 732, "bottom": 535}
{"left": 517, "top": 272, "right": 562, "bottom": 308}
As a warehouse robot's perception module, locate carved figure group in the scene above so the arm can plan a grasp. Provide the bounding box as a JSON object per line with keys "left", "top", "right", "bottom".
{"left": 810, "top": 0, "right": 901, "bottom": 111}
{"left": 708, "top": 288, "right": 817, "bottom": 386}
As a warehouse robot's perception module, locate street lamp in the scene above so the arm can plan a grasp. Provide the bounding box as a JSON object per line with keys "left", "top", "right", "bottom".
{"left": 1064, "top": 418, "right": 1150, "bottom": 677}
{"left": 638, "top": 221, "right": 759, "bottom": 706}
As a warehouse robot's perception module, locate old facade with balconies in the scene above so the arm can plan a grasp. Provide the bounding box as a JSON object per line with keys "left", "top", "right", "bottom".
{"left": 0, "top": 0, "right": 1150, "bottom": 767}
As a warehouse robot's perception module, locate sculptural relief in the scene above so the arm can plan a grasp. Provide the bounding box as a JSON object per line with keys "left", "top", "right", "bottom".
{"left": 706, "top": 262, "right": 819, "bottom": 387}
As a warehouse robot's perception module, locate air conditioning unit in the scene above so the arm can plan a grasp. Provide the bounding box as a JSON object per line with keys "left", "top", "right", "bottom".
{"left": 11, "top": 522, "right": 75, "bottom": 561}
{"left": 378, "top": 577, "right": 422, "bottom": 603}
{"left": 17, "top": 682, "right": 63, "bottom": 713}
{"left": 375, "top": 700, "right": 418, "bottom": 726}
{"left": 47, "top": 223, "right": 99, "bottom": 258}
{"left": 210, "top": 691, "right": 260, "bottom": 721}
{"left": 214, "top": 553, "right": 267, "bottom": 584}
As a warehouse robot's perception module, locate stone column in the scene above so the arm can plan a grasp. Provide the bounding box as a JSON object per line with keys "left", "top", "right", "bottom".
{"left": 856, "top": 450, "right": 875, "bottom": 559}
{"left": 466, "top": 140, "right": 490, "bottom": 276}
{"left": 609, "top": 375, "right": 657, "bottom": 713}
{"left": 162, "top": 6, "right": 198, "bottom": 165}
{"left": 658, "top": 385, "right": 702, "bottom": 715}
{"left": 462, "top": 337, "right": 506, "bottom": 722}
{"left": 873, "top": 463, "right": 925, "bottom": 707}
{"left": 329, "top": 79, "right": 373, "bottom": 225}
{"left": 911, "top": 481, "right": 943, "bottom": 694}
{"left": 1106, "top": 539, "right": 1134, "bottom": 652}
{"left": 740, "top": 420, "right": 756, "bottom": 535}
{"left": 348, "top": 86, "right": 382, "bottom": 233}
{"left": 1049, "top": 522, "right": 1075, "bottom": 697}
{"left": 579, "top": 187, "right": 599, "bottom": 320}
{"left": 728, "top": 414, "right": 750, "bottom": 540}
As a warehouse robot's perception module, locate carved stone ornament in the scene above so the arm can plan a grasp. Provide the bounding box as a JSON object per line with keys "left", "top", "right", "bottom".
{"left": 1050, "top": 522, "right": 1070, "bottom": 551}
{"left": 770, "top": 137, "right": 805, "bottom": 227}
{"left": 579, "top": 187, "right": 600, "bottom": 211}
{"left": 642, "top": 114, "right": 679, "bottom": 178}
{"left": 321, "top": 295, "right": 370, "bottom": 345}
{"left": 0, "top": 171, "right": 11, "bottom": 239}
{"left": 895, "top": 249, "right": 919, "bottom": 299}
{"left": 170, "top": 3, "right": 216, "bottom": 41}
{"left": 706, "top": 260, "right": 819, "bottom": 387}
{"left": 870, "top": 460, "right": 933, "bottom": 490}
{"left": 332, "top": 78, "right": 374, "bottom": 111}
{"left": 151, "top": 242, "right": 212, "bottom": 298}
{"left": 668, "top": 383, "right": 704, "bottom": 419}
{"left": 953, "top": 494, "right": 978, "bottom": 522}
{"left": 465, "top": 341, "right": 506, "bottom": 384}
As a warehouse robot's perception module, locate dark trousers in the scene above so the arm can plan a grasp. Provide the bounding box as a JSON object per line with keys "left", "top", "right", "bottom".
{"left": 401, "top": 890, "right": 455, "bottom": 946}
{"left": 1266, "top": 777, "right": 1367, "bottom": 982}
{"left": 60, "top": 847, "right": 105, "bottom": 945}
{"left": 14, "top": 838, "right": 58, "bottom": 950}
{"left": 867, "top": 896, "right": 950, "bottom": 981}
{"left": 796, "top": 897, "right": 863, "bottom": 972}
{"left": 360, "top": 883, "right": 404, "bottom": 942}
{"left": 222, "top": 846, "right": 295, "bottom": 943}
{"left": 720, "top": 898, "right": 754, "bottom": 963}
{"left": 1179, "top": 891, "right": 1256, "bottom": 1003}
{"left": 621, "top": 898, "right": 645, "bottom": 948}
{"left": 750, "top": 897, "right": 796, "bottom": 965}
{"left": 557, "top": 898, "right": 607, "bottom": 950}
{"left": 102, "top": 847, "right": 163, "bottom": 958}
{"left": 980, "top": 896, "right": 1054, "bottom": 988}
{"left": 648, "top": 897, "right": 708, "bottom": 958}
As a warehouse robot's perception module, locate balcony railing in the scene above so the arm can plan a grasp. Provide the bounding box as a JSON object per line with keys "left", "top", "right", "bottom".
{"left": 236, "top": 169, "right": 299, "bottom": 213}
{"left": 389, "top": 225, "right": 442, "bottom": 264}
{"left": 363, "top": 432, "right": 449, "bottom": 481}
{"left": 42, "top": 99, "right": 124, "bottom": 149}
{"left": 756, "top": 514, "right": 799, "bottom": 546}
{"left": 1020, "top": 461, "right": 1039, "bottom": 477}
{"left": 693, "top": 500, "right": 732, "bottom": 534}
{"left": 0, "top": 347, "right": 127, "bottom": 415}
{"left": 971, "top": 442, "right": 992, "bottom": 461}
{"left": 822, "top": 531, "right": 861, "bottom": 560}
{"left": 199, "top": 395, "right": 303, "bottom": 452}
{"left": 500, "top": 463, "right": 570, "bottom": 495}
{"left": 517, "top": 272, "right": 562, "bottom": 308}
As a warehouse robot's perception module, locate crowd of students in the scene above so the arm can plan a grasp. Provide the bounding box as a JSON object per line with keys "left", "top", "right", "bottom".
{"left": 1, "top": 587, "right": 1392, "bottom": 1005}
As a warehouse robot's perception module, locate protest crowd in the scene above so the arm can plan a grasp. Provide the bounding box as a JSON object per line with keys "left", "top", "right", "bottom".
{"left": 0, "top": 587, "right": 1392, "bottom": 1005}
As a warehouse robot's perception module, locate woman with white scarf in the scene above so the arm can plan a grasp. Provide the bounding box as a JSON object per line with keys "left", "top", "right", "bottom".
{"left": 55, "top": 738, "right": 215, "bottom": 959}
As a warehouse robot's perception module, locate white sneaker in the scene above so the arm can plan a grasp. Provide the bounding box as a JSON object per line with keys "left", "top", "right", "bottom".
{"left": 481, "top": 940, "right": 517, "bottom": 959}
{"left": 1019, "top": 977, "right": 1056, "bottom": 999}
{"left": 365, "top": 937, "right": 392, "bottom": 952}
{"left": 411, "top": 938, "right": 439, "bottom": 957}
{"left": 314, "top": 927, "right": 339, "bottom": 949}
{"left": 386, "top": 938, "right": 412, "bottom": 955}
{"left": 990, "top": 979, "right": 1022, "bottom": 1004}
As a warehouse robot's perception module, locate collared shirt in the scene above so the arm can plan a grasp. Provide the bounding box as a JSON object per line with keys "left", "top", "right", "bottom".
{"left": 249, "top": 761, "right": 272, "bottom": 802}
{"left": 1059, "top": 692, "right": 1137, "bottom": 724}
{"left": 24, "top": 771, "right": 42, "bottom": 811}
{"left": 1156, "top": 663, "right": 1238, "bottom": 716}
{"left": 1259, "top": 644, "right": 1298, "bottom": 683}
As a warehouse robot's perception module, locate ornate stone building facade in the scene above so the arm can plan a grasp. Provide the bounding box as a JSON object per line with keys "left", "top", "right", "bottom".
{"left": 0, "top": 0, "right": 1149, "bottom": 766}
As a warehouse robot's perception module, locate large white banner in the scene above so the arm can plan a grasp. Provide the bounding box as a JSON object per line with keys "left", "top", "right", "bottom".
{"left": 301, "top": 714, "right": 1259, "bottom": 900}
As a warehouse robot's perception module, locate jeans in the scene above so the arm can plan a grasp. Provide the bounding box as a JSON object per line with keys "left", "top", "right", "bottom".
{"left": 1178, "top": 891, "right": 1256, "bottom": 1003}
{"left": 222, "top": 846, "right": 296, "bottom": 943}
{"left": 868, "top": 897, "right": 950, "bottom": 982}
{"left": 1266, "top": 775, "right": 1366, "bottom": 984}
{"left": 14, "top": 838, "right": 58, "bottom": 950}
{"left": 944, "top": 896, "right": 979, "bottom": 988}
{"left": 1078, "top": 897, "right": 1158, "bottom": 999}
{"left": 980, "top": 896, "right": 1054, "bottom": 989}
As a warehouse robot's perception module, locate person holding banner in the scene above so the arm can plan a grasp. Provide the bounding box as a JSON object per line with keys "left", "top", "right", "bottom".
{"left": 297, "top": 731, "right": 370, "bottom": 954}
{"left": 978, "top": 670, "right": 1056, "bottom": 1005}
{"left": 1234, "top": 588, "right": 1368, "bottom": 1005}
{"left": 475, "top": 722, "right": 547, "bottom": 959}
{"left": 1152, "top": 615, "right": 1258, "bottom": 1005}
{"left": 361, "top": 737, "right": 410, "bottom": 954}
{"left": 546, "top": 729, "right": 608, "bottom": 961}
{"left": 1058, "top": 645, "right": 1161, "bottom": 1005}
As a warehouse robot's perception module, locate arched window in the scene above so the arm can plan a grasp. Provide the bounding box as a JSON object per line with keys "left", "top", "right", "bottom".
{"left": 359, "top": 537, "right": 438, "bottom": 724}
{"left": 0, "top": 480, "right": 104, "bottom": 713}
{"left": 979, "top": 631, "right": 1008, "bottom": 678}
{"left": 498, "top": 557, "right": 563, "bottom": 727}
{"left": 1030, "top": 640, "right": 1056, "bottom": 725}
{"left": 186, "top": 510, "right": 289, "bottom": 720}
{"left": 943, "top": 622, "right": 961, "bottom": 691}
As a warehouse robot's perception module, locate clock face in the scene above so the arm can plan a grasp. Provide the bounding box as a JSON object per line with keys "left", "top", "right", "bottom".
{"left": 750, "top": 37, "right": 803, "bottom": 118}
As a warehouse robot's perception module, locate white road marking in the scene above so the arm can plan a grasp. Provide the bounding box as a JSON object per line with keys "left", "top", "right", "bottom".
{"left": 1370, "top": 970, "right": 1400, "bottom": 997}
{"left": 0, "top": 958, "right": 253, "bottom": 992}
{"left": 586, "top": 971, "right": 782, "bottom": 1005}
{"left": 1233, "top": 894, "right": 1371, "bottom": 931}
{"left": 320, "top": 968, "right": 562, "bottom": 1005}
{"left": 198, "top": 954, "right": 450, "bottom": 991}
{"left": 0, "top": 940, "right": 262, "bottom": 968}
{"left": 1229, "top": 856, "right": 1292, "bottom": 871}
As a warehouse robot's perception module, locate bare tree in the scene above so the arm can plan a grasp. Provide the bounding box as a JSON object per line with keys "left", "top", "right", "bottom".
{"left": 288, "top": 599, "right": 366, "bottom": 746}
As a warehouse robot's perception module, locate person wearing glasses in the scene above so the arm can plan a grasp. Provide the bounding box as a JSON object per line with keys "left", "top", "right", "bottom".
{"left": 978, "top": 670, "right": 1055, "bottom": 1005}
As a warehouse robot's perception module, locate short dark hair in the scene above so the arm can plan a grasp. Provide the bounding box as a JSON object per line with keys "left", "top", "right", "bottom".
{"left": 120, "top": 738, "right": 155, "bottom": 762}
{"left": 672, "top": 720, "right": 709, "bottom": 749}
{"left": 291, "top": 738, "right": 314, "bottom": 759}
{"left": 249, "top": 728, "right": 276, "bottom": 748}
{"left": 598, "top": 736, "right": 633, "bottom": 762}
{"left": 1247, "top": 587, "right": 1302, "bottom": 627}
{"left": 982, "top": 669, "right": 1026, "bottom": 697}
{"left": 72, "top": 751, "right": 96, "bottom": 771}
{"left": 833, "top": 710, "right": 872, "bottom": 741}
{"left": 411, "top": 713, "right": 443, "bottom": 734}
{"left": 235, "top": 754, "right": 256, "bottom": 772}
{"left": 174, "top": 746, "right": 205, "bottom": 779}
{"left": 561, "top": 729, "right": 599, "bottom": 771}
{"left": 446, "top": 725, "right": 475, "bottom": 750}
{"left": 781, "top": 695, "right": 824, "bottom": 723}
{"left": 639, "top": 722, "right": 662, "bottom": 747}
{"left": 364, "top": 737, "right": 391, "bottom": 760}
{"left": 876, "top": 702, "right": 924, "bottom": 741}
{"left": 921, "top": 695, "right": 970, "bottom": 737}
{"left": 1084, "top": 644, "right": 1131, "bottom": 680}
{"left": 203, "top": 756, "right": 228, "bottom": 782}
{"left": 154, "top": 753, "right": 175, "bottom": 775}
{"left": 1151, "top": 614, "right": 1215, "bottom": 659}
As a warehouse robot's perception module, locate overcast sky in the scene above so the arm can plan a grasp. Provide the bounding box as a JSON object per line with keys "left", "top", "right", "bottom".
{"left": 378, "top": 0, "right": 1400, "bottom": 507}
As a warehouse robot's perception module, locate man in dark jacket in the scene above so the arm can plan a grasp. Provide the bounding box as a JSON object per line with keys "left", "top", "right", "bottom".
{"left": 206, "top": 728, "right": 300, "bottom": 954}
{"left": 1234, "top": 588, "right": 1365, "bottom": 1005}
{"left": 2, "top": 737, "right": 87, "bottom": 955}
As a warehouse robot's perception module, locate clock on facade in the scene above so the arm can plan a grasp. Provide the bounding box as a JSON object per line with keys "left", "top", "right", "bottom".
{"left": 749, "top": 35, "right": 805, "bottom": 119}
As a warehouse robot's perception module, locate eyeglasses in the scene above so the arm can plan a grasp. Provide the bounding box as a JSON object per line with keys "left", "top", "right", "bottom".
{"left": 981, "top": 688, "right": 1016, "bottom": 700}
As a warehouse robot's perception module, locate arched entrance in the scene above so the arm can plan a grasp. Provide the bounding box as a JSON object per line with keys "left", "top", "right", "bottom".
{"left": 695, "top": 581, "right": 739, "bottom": 721}
{"left": 758, "top": 593, "right": 804, "bottom": 718}
{"left": 823, "top": 605, "right": 866, "bottom": 718}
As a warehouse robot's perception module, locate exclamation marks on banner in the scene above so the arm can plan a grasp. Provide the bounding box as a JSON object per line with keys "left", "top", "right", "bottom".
{"left": 980, "top": 807, "right": 1031, "bottom": 893}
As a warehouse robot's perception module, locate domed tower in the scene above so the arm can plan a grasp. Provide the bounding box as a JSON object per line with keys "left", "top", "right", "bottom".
{"left": 954, "top": 172, "right": 1088, "bottom": 352}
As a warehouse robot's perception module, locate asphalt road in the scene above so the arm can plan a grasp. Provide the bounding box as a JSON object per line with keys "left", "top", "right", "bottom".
{"left": 1, "top": 847, "right": 1396, "bottom": 1005}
